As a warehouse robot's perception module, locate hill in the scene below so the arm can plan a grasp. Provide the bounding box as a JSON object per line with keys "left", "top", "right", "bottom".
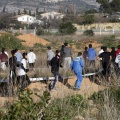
{"left": 0, "top": 0, "right": 100, "bottom": 14}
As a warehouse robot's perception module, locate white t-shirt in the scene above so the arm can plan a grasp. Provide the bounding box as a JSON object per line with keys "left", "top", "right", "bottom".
{"left": 115, "top": 53, "right": 120, "bottom": 68}
{"left": 27, "top": 52, "right": 36, "bottom": 63}
{"left": 18, "top": 59, "right": 27, "bottom": 76}
{"left": 99, "top": 49, "right": 104, "bottom": 55}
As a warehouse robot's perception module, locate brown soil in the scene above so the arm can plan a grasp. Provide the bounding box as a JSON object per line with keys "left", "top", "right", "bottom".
{"left": 17, "top": 34, "right": 50, "bottom": 47}
{"left": 0, "top": 77, "right": 105, "bottom": 107}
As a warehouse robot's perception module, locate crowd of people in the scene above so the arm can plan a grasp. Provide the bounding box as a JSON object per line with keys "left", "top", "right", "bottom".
{"left": 47, "top": 43, "right": 120, "bottom": 90}
{"left": 0, "top": 43, "right": 120, "bottom": 91}
{"left": 0, "top": 48, "right": 36, "bottom": 89}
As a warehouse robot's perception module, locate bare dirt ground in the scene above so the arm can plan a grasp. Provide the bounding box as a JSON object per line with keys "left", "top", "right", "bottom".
{"left": 17, "top": 34, "right": 50, "bottom": 47}
{"left": 0, "top": 77, "right": 105, "bottom": 107}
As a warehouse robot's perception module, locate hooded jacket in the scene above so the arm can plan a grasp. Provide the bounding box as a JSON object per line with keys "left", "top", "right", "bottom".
{"left": 70, "top": 57, "right": 84, "bottom": 73}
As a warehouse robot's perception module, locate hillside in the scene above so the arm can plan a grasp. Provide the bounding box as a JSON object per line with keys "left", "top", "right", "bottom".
{"left": 0, "top": 0, "right": 100, "bottom": 14}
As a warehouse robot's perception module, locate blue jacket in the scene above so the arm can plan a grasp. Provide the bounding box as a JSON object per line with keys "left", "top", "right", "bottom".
{"left": 88, "top": 48, "right": 96, "bottom": 60}
{"left": 70, "top": 57, "right": 84, "bottom": 73}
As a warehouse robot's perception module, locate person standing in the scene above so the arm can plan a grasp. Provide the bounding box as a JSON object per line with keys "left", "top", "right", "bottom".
{"left": 50, "top": 50, "right": 62, "bottom": 90}
{"left": 1, "top": 48, "right": 9, "bottom": 57}
{"left": 15, "top": 49, "right": 22, "bottom": 66}
{"left": 47, "top": 46, "right": 55, "bottom": 68}
{"left": 9, "top": 50, "right": 17, "bottom": 85}
{"left": 71, "top": 52, "right": 84, "bottom": 90}
{"left": 87, "top": 44, "right": 96, "bottom": 66}
{"left": 0, "top": 48, "right": 8, "bottom": 70}
{"left": 17, "top": 52, "right": 31, "bottom": 89}
{"left": 99, "top": 46, "right": 104, "bottom": 55}
{"left": 116, "top": 45, "right": 120, "bottom": 57}
{"left": 60, "top": 45, "right": 64, "bottom": 64}
{"left": 83, "top": 47, "right": 88, "bottom": 65}
{"left": 115, "top": 52, "right": 120, "bottom": 69}
{"left": 63, "top": 42, "right": 72, "bottom": 69}
{"left": 110, "top": 47, "right": 116, "bottom": 63}
{"left": 27, "top": 49, "right": 36, "bottom": 68}
{"left": 98, "top": 46, "right": 112, "bottom": 82}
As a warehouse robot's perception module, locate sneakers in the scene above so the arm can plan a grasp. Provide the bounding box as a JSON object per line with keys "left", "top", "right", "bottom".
{"left": 73, "top": 87, "right": 80, "bottom": 91}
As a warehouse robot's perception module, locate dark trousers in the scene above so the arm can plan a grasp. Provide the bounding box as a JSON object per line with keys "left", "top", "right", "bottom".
{"left": 102, "top": 62, "right": 111, "bottom": 78}
{"left": 29, "top": 63, "right": 35, "bottom": 68}
{"left": 17, "top": 74, "right": 31, "bottom": 89}
{"left": 47, "top": 60, "right": 51, "bottom": 68}
{"left": 89, "top": 60, "right": 95, "bottom": 66}
{"left": 51, "top": 71, "right": 62, "bottom": 89}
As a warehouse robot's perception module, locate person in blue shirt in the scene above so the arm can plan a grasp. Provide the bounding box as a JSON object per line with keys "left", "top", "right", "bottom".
{"left": 71, "top": 52, "right": 84, "bottom": 90}
{"left": 15, "top": 49, "right": 22, "bottom": 66}
{"left": 87, "top": 44, "right": 96, "bottom": 66}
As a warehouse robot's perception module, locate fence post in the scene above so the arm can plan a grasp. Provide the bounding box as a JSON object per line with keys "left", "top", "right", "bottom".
{"left": 112, "top": 27, "right": 115, "bottom": 34}
{"left": 100, "top": 27, "right": 102, "bottom": 35}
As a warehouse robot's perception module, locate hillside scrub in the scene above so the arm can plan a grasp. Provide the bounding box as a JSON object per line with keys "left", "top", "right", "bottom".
{"left": 0, "top": 89, "right": 88, "bottom": 120}
{"left": 0, "top": 34, "right": 25, "bottom": 49}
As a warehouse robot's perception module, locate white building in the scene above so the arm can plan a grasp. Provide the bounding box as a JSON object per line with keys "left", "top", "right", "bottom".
{"left": 17, "top": 15, "right": 36, "bottom": 24}
{"left": 11, "top": 14, "right": 43, "bottom": 25}
{"left": 40, "top": 12, "right": 64, "bottom": 20}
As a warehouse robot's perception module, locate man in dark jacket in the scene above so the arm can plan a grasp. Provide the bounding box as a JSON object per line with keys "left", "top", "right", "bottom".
{"left": 9, "top": 50, "right": 17, "bottom": 86}
{"left": 98, "top": 46, "right": 112, "bottom": 82}
{"left": 50, "top": 50, "right": 62, "bottom": 90}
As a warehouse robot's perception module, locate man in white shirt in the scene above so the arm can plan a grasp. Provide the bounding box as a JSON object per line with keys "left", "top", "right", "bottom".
{"left": 115, "top": 53, "right": 120, "bottom": 68}
{"left": 17, "top": 52, "right": 31, "bottom": 88}
{"left": 27, "top": 49, "right": 36, "bottom": 68}
{"left": 99, "top": 46, "right": 104, "bottom": 55}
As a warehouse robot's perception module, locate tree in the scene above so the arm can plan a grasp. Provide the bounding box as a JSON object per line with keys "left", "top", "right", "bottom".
{"left": 82, "top": 14, "right": 94, "bottom": 25}
{"left": 36, "top": 8, "right": 39, "bottom": 16}
{"left": 110, "top": 0, "right": 120, "bottom": 12}
{"left": 58, "top": 21, "right": 77, "bottom": 35}
{"left": 23, "top": 8, "right": 27, "bottom": 14}
{"left": 96, "top": 0, "right": 112, "bottom": 13}
{"left": 18, "top": 10, "right": 21, "bottom": 15}
{"left": 28, "top": 10, "right": 31, "bottom": 15}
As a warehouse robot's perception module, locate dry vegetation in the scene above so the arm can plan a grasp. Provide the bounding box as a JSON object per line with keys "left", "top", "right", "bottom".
{"left": 0, "top": 33, "right": 120, "bottom": 119}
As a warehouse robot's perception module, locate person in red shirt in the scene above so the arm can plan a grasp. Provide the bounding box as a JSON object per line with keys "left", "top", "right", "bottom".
{"left": 116, "top": 45, "right": 120, "bottom": 57}
{"left": 0, "top": 49, "right": 8, "bottom": 70}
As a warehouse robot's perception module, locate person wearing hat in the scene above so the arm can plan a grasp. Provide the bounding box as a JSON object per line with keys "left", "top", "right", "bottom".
{"left": 47, "top": 46, "right": 55, "bottom": 68}
{"left": 50, "top": 50, "right": 63, "bottom": 90}
{"left": 27, "top": 49, "right": 36, "bottom": 68}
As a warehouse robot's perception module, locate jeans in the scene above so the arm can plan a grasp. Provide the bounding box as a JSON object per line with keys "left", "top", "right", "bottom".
{"left": 51, "top": 71, "right": 62, "bottom": 89}
{"left": 74, "top": 71, "right": 83, "bottom": 89}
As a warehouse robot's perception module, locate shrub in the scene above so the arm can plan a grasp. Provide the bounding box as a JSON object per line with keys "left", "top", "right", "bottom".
{"left": 0, "top": 90, "right": 88, "bottom": 120}
{"left": 36, "top": 28, "right": 44, "bottom": 35}
{"left": 83, "top": 29, "right": 94, "bottom": 36}
{"left": 59, "top": 21, "right": 77, "bottom": 35}
{"left": 100, "top": 35, "right": 117, "bottom": 48}
{"left": 0, "top": 34, "right": 25, "bottom": 49}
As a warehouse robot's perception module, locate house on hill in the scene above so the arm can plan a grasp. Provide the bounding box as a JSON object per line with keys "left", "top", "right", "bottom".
{"left": 40, "top": 11, "right": 64, "bottom": 20}
{"left": 11, "top": 14, "right": 42, "bottom": 24}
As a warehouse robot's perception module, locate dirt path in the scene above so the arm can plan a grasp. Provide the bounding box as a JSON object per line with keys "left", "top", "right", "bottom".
{"left": 0, "top": 77, "right": 105, "bottom": 107}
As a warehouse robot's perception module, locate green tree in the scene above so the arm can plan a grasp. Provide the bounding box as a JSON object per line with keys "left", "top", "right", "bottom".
{"left": 82, "top": 14, "right": 94, "bottom": 25}
{"left": 18, "top": 10, "right": 21, "bottom": 15}
{"left": 110, "top": 0, "right": 120, "bottom": 12}
{"left": 97, "top": 0, "right": 112, "bottom": 13}
{"left": 28, "top": 10, "right": 31, "bottom": 15}
{"left": 36, "top": 8, "right": 39, "bottom": 16}
{"left": 58, "top": 21, "right": 77, "bottom": 35}
{"left": 23, "top": 8, "right": 27, "bottom": 14}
